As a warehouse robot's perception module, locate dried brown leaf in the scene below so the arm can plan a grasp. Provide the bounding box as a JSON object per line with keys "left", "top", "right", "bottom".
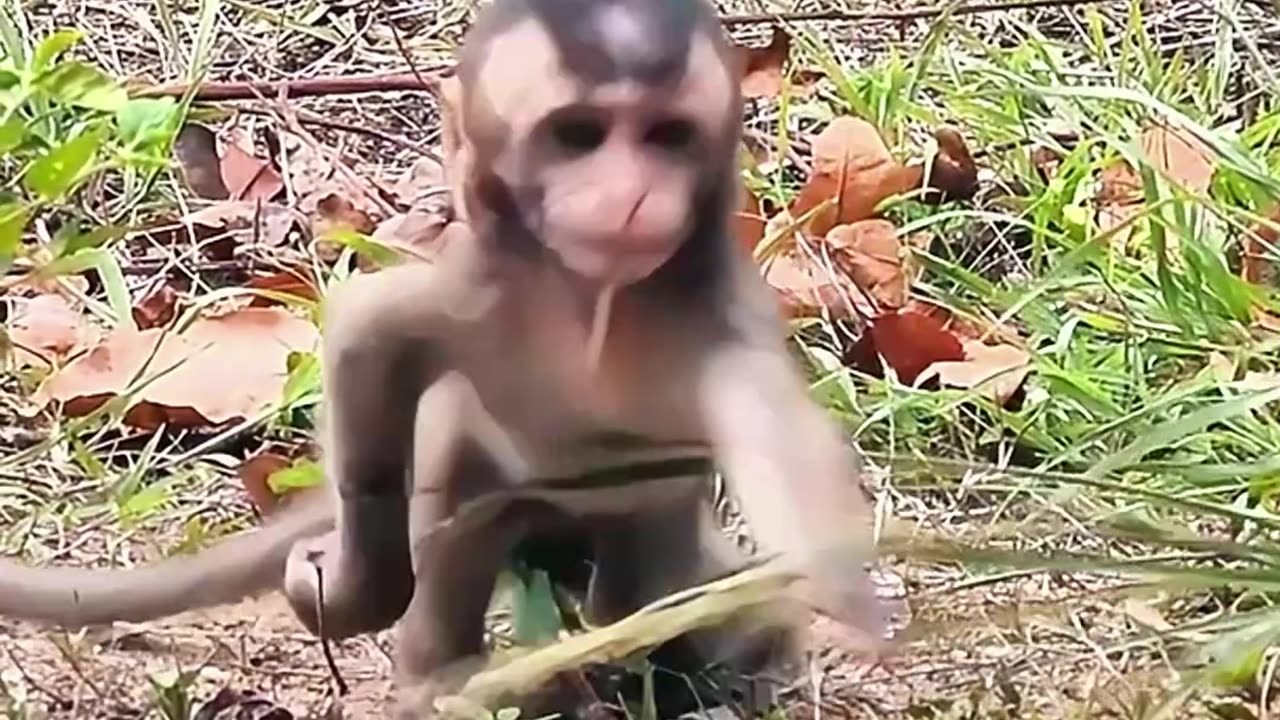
{"left": 7, "top": 294, "right": 95, "bottom": 368}
{"left": 236, "top": 452, "right": 291, "bottom": 515}
{"left": 245, "top": 267, "right": 321, "bottom": 307}
{"left": 826, "top": 219, "right": 908, "bottom": 310}
{"left": 919, "top": 340, "right": 1032, "bottom": 406}
{"left": 36, "top": 307, "right": 318, "bottom": 430}
{"left": 392, "top": 156, "right": 447, "bottom": 207}
{"left": 132, "top": 284, "right": 181, "bottom": 330}
{"left": 847, "top": 310, "right": 966, "bottom": 384}
{"left": 173, "top": 124, "right": 229, "bottom": 199}
{"left": 221, "top": 140, "right": 283, "bottom": 202}
{"left": 735, "top": 27, "right": 790, "bottom": 98}
{"left": 789, "top": 117, "right": 921, "bottom": 237}
{"left": 181, "top": 200, "right": 303, "bottom": 250}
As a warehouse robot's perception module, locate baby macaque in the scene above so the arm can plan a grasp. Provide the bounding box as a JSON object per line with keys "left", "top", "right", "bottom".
{"left": 0, "top": 0, "right": 886, "bottom": 716}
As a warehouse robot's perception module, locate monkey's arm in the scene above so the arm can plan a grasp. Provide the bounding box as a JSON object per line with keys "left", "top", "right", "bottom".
{"left": 695, "top": 312, "right": 887, "bottom": 640}
{"left": 282, "top": 257, "right": 478, "bottom": 638}
{"left": 0, "top": 490, "right": 332, "bottom": 628}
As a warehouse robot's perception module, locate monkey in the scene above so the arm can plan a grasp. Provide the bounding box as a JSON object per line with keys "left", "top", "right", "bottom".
{"left": 0, "top": 0, "right": 888, "bottom": 716}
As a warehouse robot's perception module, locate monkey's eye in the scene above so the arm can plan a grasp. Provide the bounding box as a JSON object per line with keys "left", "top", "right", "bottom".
{"left": 550, "top": 116, "right": 609, "bottom": 154}
{"left": 644, "top": 118, "right": 697, "bottom": 152}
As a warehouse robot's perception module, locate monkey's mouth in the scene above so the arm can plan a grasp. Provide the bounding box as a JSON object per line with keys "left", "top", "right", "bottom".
{"left": 552, "top": 236, "right": 677, "bottom": 284}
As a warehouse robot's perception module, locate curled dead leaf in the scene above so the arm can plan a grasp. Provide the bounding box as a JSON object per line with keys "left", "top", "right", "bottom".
{"left": 393, "top": 156, "right": 447, "bottom": 207}
{"left": 173, "top": 124, "right": 230, "bottom": 199}
{"left": 314, "top": 192, "right": 377, "bottom": 236}
{"left": 923, "top": 126, "right": 978, "bottom": 204}
{"left": 370, "top": 197, "right": 455, "bottom": 266}
{"left": 790, "top": 117, "right": 919, "bottom": 237}
{"left": 762, "top": 249, "right": 866, "bottom": 320}
{"left": 827, "top": 220, "right": 909, "bottom": 310}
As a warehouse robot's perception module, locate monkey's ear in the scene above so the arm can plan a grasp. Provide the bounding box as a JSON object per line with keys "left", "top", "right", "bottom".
{"left": 437, "top": 75, "right": 472, "bottom": 222}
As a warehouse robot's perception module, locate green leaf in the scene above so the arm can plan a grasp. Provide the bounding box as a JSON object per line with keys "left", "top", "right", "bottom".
{"left": 36, "top": 61, "right": 127, "bottom": 111}
{"left": 115, "top": 97, "right": 180, "bottom": 150}
{"left": 23, "top": 124, "right": 105, "bottom": 200}
{"left": 0, "top": 111, "right": 25, "bottom": 153}
{"left": 0, "top": 200, "right": 29, "bottom": 271}
{"left": 267, "top": 459, "right": 324, "bottom": 493}
{"left": 509, "top": 567, "right": 564, "bottom": 646}
{"left": 282, "top": 350, "right": 322, "bottom": 407}
{"left": 29, "top": 30, "right": 82, "bottom": 73}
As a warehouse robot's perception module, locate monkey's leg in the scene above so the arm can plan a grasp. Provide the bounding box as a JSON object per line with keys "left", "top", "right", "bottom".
{"left": 394, "top": 465, "right": 573, "bottom": 719}
{"left": 584, "top": 485, "right": 799, "bottom": 715}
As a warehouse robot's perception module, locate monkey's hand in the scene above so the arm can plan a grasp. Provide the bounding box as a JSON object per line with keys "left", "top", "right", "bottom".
{"left": 282, "top": 526, "right": 415, "bottom": 639}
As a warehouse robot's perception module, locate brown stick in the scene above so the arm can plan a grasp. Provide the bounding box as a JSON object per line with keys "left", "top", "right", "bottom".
{"left": 133, "top": 70, "right": 449, "bottom": 101}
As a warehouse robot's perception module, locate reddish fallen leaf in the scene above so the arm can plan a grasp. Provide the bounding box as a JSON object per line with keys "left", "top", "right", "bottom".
{"left": 848, "top": 310, "right": 966, "bottom": 384}
{"left": 35, "top": 307, "right": 318, "bottom": 430}
{"left": 245, "top": 267, "right": 321, "bottom": 307}
{"left": 735, "top": 26, "right": 790, "bottom": 98}
{"left": 919, "top": 339, "right": 1032, "bottom": 406}
{"left": 221, "top": 132, "right": 284, "bottom": 202}
{"left": 902, "top": 298, "right": 1015, "bottom": 346}
{"left": 925, "top": 126, "right": 979, "bottom": 204}
{"left": 236, "top": 452, "right": 291, "bottom": 515}
{"left": 132, "top": 284, "right": 181, "bottom": 330}
{"left": 1141, "top": 121, "right": 1215, "bottom": 194}
{"left": 7, "top": 293, "right": 95, "bottom": 368}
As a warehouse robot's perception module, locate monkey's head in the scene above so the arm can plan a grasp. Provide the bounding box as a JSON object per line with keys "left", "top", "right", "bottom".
{"left": 448, "top": 0, "right": 743, "bottom": 291}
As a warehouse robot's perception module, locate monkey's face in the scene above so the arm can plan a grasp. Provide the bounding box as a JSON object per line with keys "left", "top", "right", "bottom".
{"left": 455, "top": 0, "right": 740, "bottom": 288}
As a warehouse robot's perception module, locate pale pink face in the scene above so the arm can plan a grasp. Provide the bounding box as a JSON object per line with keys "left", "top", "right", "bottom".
{"left": 460, "top": 6, "right": 738, "bottom": 287}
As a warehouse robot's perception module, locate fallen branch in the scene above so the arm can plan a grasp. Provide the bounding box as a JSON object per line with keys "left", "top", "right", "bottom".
{"left": 430, "top": 559, "right": 806, "bottom": 718}
{"left": 133, "top": 69, "right": 449, "bottom": 101}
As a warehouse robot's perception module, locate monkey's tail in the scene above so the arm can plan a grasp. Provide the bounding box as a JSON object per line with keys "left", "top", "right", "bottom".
{"left": 0, "top": 497, "right": 333, "bottom": 628}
